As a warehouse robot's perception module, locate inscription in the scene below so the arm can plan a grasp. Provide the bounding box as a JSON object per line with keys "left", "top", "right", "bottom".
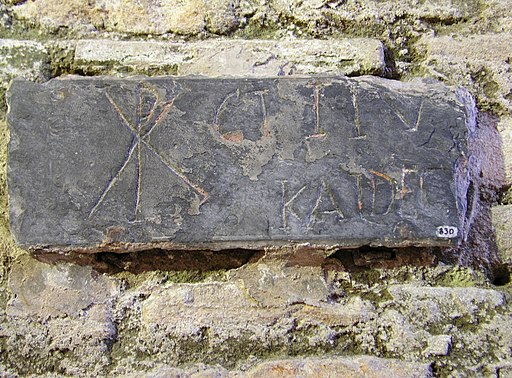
{"left": 274, "top": 164, "right": 448, "bottom": 233}
{"left": 350, "top": 84, "right": 365, "bottom": 139}
{"left": 305, "top": 83, "right": 326, "bottom": 139}
{"left": 212, "top": 88, "right": 270, "bottom": 144}
{"left": 279, "top": 179, "right": 345, "bottom": 231}
{"left": 278, "top": 166, "right": 425, "bottom": 232}
{"left": 340, "top": 164, "right": 397, "bottom": 217}
{"left": 6, "top": 76, "right": 470, "bottom": 250}
{"left": 383, "top": 95, "right": 425, "bottom": 132}
{"left": 90, "top": 83, "right": 208, "bottom": 219}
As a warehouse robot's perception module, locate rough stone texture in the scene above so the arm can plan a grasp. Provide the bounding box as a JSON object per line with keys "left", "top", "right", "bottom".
{"left": 73, "top": 40, "right": 185, "bottom": 75}
{"left": 424, "top": 335, "right": 452, "bottom": 357}
{"left": 10, "top": 0, "right": 240, "bottom": 36}
{"left": 1, "top": 0, "right": 512, "bottom": 376}
{"left": 8, "top": 76, "right": 471, "bottom": 251}
{"left": 414, "top": 32, "right": 512, "bottom": 270}
{"left": 103, "top": 0, "right": 206, "bottom": 36}
{"left": 241, "top": 356, "right": 433, "bottom": 377}
{"left": 492, "top": 204, "right": 512, "bottom": 265}
{"left": 114, "top": 356, "right": 432, "bottom": 377}
{"left": 74, "top": 38, "right": 386, "bottom": 77}
{"left": 272, "top": 0, "right": 480, "bottom": 28}
{"left": 3, "top": 255, "right": 120, "bottom": 376}
{"left": 2, "top": 256, "right": 508, "bottom": 377}
{"left": 11, "top": 0, "right": 104, "bottom": 33}
{"left": 0, "top": 39, "right": 49, "bottom": 87}
{"left": 498, "top": 117, "right": 512, "bottom": 182}
{"left": 7, "top": 254, "right": 119, "bottom": 318}
{"left": 477, "top": 0, "right": 512, "bottom": 33}
{"left": 9, "top": 0, "right": 482, "bottom": 37}
{"left": 204, "top": 0, "right": 240, "bottom": 34}
{"left": 417, "top": 33, "right": 512, "bottom": 115}
{"left": 12, "top": 0, "right": 207, "bottom": 35}
{"left": 178, "top": 39, "right": 384, "bottom": 77}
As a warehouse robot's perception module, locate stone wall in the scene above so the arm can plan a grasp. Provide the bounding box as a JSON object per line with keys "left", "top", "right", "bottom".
{"left": 0, "top": 1, "right": 511, "bottom": 377}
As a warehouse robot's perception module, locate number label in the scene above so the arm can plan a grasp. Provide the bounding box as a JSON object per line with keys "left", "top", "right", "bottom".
{"left": 436, "top": 226, "right": 458, "bottom": 238}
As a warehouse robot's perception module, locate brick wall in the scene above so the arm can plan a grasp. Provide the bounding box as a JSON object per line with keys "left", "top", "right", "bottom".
{"left": 0, "top": 1, "right": 511, "bottom": 376}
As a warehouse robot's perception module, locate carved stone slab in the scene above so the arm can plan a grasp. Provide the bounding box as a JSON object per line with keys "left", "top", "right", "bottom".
{"left": 7, "top": 76, "right": 473, "bottom": 252}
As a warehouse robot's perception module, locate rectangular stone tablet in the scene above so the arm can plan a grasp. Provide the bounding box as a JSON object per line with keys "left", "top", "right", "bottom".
{"left": 6, "top": 76, "right": 474, "bottom": 252}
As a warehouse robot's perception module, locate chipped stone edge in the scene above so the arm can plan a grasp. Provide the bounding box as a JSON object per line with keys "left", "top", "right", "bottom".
{"left": 455, "top": 87, "right": 478, "bottom": 243}
{"left": 29, "top": 237, "right": 459, "bottom": 255}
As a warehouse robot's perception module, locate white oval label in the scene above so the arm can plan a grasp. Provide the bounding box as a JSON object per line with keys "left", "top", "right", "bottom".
{"left": 436, "top": 226, "right": 458, "bottom": 238}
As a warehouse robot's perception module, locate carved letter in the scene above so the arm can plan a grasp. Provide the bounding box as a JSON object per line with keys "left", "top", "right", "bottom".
{"left": 349, "top": 85, "right": 366, "bottom": 139}
{"left": 383, "top": 96, "right": 425, "bottom": 132}
{"left": 279, "top": 180, "right": 306, "bottom": 230}
{"left": 307, "top": 180, "right": 344, "bottom": 229}
{"left": 340, "top": 163, "right": 396, "bottom": 217}
{"left": 91, "top": 84, "right": 208, "bottom": 220}
{"left": 212, "top": 88, "right": 270, "bottom": 144}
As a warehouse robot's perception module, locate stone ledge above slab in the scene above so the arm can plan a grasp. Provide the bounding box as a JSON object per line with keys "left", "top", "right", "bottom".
{"left": 73, "top": 38, "right": 386, "bottom": 77}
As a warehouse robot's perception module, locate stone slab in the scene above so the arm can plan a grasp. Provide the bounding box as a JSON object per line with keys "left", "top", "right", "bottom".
{"left": 73, "top": 38, "right": 386, "bottom": 77}
{"left": 7, "top": 76, "right": 472, "bottom": 252}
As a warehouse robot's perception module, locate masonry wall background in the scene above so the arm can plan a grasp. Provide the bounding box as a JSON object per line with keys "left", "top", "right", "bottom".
{"left": 0, "top": 1, "right": 511, "bottom": 377}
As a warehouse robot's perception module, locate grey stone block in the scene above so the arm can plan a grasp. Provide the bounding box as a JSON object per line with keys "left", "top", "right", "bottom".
{"left": 7, "top": 76, "right": 473, "bottom": 252}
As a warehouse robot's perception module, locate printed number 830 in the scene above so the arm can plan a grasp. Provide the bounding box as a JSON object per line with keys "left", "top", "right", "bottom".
{"left": 436, "top": 226, "right": 458, "bottom": 238}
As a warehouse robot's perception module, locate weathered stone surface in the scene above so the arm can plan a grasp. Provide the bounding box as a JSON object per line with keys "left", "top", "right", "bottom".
{"left": 7, "top": 76, "right": 472, "bottom": 251}
{"left": 140, "top": 281, "right": 284, "bottom": 339}
{"left": 417, "top": 33, "right": 512, "bottom": 114}
{"left": 204, "top": 0, "right": 239, "bottom": 34}
{"left": 272, "top": 0, "right": 480, "bottom": 26}
{"left": 492, "top": 204, "right": 512, "bottom": 265}
{"left": 118, "top": 364, "right": 230, "bottom": 378}
{"left": 424, "top": 334, "right": 452, "bottom": 356}
{"left": 2, "top": 259, "right": 510, "bottom": 376}
{"left": 114, "top": 356, "right": 432, "bottom": 377}
{"left": 0, "top": 39, "right": 48, "bottom": 86}
{"left": 228, "top": 263, "right": 331, "bottom": 308}
{"left": 11, "top": 0, "right": 103, "bottom": 33}
{"left": 73, "top": 40, "right": 186, "bottom": 75}
{"left": 242, "top": 356, "right": 433, "bottom": 378}
{"left": 0, "top": 0, "right": 511, "bottom": 376}
{"left": 3, "top": 255, "right": 120, "bottom": 376}
{"left": 9, "top": 0, "right": 481, "bottom": 37}
{"left": 102, "top": 0, "right": 206, "bottom": 35}
{"left": 387, "top": 285, "right": 505, "bottom": 326}
{"left": 7, "top": 254, "right": 119, "bottom": 318}
{"left": 73, "top": 38, "right": 386, "bottom": 77}
{"left": 478, "top": 0, "right": 512, "bottom": 33}
{"left": 11, "top": 0, "right": 214, "bottom": 35}
{"left": 177, "top": 39, "right": 385, "bottom": 77}
{"left": 498, "top": 117, "right": 512, "bottom": 183}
